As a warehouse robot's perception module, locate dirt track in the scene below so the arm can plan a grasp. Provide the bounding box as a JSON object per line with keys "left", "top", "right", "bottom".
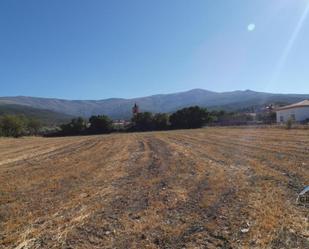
{"left": 0, "top": 128, "right": 308, "bottom": 249}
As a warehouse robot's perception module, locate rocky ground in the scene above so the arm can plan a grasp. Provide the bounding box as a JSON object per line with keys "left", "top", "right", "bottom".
{"left": 0, "top": 128, "right": 308, "bottom": 249}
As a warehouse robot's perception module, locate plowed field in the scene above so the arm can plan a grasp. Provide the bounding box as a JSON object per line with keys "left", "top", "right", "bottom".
{"left": 0, "top": 128, "right": 308, "bottom": 248}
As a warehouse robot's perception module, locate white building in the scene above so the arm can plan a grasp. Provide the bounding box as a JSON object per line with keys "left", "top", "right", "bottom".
{"left": 276, "top": 100, "right": 309, "bottom": 123}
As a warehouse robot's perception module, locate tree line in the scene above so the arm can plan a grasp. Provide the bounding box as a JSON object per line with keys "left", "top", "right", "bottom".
{"left": 0, "top": 115, "right": 41, "bottom": 137}
{"left": 57, "top": 115, "right": 113, "bottom": 136}
{"left": 0, "top": 106, "right": 278, "bottom": 137}
{"left": 50, "top": 106, "right": 212, "bottom": 136}
{"left": 128, "top": 106, "right": 212, "bottom": 132}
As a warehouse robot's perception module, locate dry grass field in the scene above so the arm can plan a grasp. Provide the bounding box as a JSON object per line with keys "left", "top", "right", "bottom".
{"left": 0, "top": 128, "right": 308, "bottom": 249}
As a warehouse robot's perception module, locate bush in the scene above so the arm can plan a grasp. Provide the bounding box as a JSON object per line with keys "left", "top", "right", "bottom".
{"left": 286, "top": 118, "right": 293, "bottom": 130}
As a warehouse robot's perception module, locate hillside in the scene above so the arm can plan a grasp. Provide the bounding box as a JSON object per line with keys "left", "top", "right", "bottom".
{"left": 1, "top": 89, "right": 309, "bottom": 118}
{"left": 0, "top": 104, "right": 73, "bottom": 126}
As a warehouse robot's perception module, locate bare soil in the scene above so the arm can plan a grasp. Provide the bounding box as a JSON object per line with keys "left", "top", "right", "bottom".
{"left": 0, "top": 128, "right": 308, "bottom": 249}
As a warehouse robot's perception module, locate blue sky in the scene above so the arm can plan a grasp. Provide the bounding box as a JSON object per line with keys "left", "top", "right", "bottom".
{"left": 1, "top": 0, "right": 309, "bottom": 99}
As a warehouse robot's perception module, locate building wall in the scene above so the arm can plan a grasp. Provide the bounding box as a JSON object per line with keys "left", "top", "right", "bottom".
{"left": 276, "top": 107, "right": 309, "bottom": 123}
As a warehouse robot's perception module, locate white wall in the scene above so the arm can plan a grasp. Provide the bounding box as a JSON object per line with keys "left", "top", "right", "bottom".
{"left": 276, "top": 106, "right": 309, "bottom": 123}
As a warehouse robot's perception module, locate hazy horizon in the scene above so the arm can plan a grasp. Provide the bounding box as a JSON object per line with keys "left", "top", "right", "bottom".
{"left": 2, "top": 88, "right": 309, "bottom": 101}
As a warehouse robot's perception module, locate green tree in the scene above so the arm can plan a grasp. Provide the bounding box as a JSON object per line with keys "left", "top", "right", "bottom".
{"left": 89, "top": 115, "right": 113, "bottom": 134}
{"left": 60, "top": 117, "right": 87, "bottom": 135}
{"left": 169, "top": 106, "right": 211, "bottom": 129}
{"left": 153, "top": 113, "right": 169, "bottom": 130}
{"left": 131, "top": 112, "right": 154, "bottom": 131}
{"left": 0, "top": 115, "right": 25, "bottom": 137}
{"left": 26, "top": 118, "right": 42, "bottom": 135}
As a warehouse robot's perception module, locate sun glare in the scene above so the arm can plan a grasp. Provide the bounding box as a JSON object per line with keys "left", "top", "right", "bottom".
{"left": 270, "top": 1, "right": 309, "bottom": 85}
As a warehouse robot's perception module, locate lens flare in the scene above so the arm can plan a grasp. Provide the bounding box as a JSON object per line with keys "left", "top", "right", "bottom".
{"left": 270, "top": 2, "right": 309, "bottom": 85}
{"left": 247, "top": 23, "right": 256, "bottom": 31}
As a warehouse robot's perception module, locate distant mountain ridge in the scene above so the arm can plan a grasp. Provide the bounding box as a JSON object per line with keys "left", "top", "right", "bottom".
{"left": 1, "top": 89, "right": 309, "bottom": 119}
{"left": 0, "top": 104, "right": 72, "bottom": 126}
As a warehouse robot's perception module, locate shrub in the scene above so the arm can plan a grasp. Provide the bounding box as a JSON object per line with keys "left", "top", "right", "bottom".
{"left": 286, "top": 118, "right": 293, "bottom": 130}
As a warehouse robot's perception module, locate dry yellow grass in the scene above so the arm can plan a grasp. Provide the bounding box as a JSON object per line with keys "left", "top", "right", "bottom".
{"left": 0, "top": 128, "right": 308, "bottom": 248}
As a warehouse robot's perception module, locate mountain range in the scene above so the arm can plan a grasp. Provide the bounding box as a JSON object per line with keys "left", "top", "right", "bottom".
{"left": 1, "top": 89, "right": 309, "bottom": 120}
{"left": 0, "top": 104, "right": 73, "bottom": 126}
